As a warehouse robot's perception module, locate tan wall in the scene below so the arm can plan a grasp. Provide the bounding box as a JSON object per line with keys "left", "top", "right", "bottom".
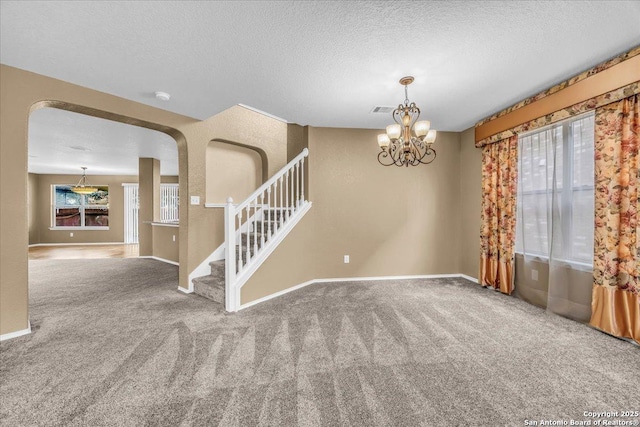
{"left": 241, "top": 127, "right": 462, "bottom": 304}
{"left": 0, "top": 64, "right": 289, "bottom": 336}
{"left": 28, "top": 174, "right": 179, "bottom": 245}
{"left": 206, "top": 142, "right": 262, "bottom": 204}
{"left": 138, "top": 158, "right": 161, "bottom": 256}
{"left": 514, "top": 255, "right": 592, "bottom": 322}
{"left": 33, "top": 174, "right": 136, "bottom": 244}
{"left": 459, "top": 128, "right": 482, "bottom": 278}
{"left": 152, "top": 225, "right": 179, "bottom": 263}
{"left": 28, "top": 173, "right": 40, "bottom": 245}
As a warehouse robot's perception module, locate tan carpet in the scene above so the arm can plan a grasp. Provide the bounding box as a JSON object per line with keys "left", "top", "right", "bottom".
{"left": 1, "top": 259, "right": 638, "bottom": 426}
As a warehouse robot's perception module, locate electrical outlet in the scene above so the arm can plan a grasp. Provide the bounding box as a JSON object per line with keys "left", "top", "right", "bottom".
{"left": 70, "top": 232, "right": 73, "bottom": 237}
{"left": 344, "top": 255, "right": 350, "bottom": 264}
{"left": 172, "top": 235, "right": 176, "bottom": 242}
{"left": 531, "top": 269, "right": 538, "bottom": 281}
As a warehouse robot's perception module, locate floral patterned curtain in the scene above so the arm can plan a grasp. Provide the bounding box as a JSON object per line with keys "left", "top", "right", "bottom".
{"left": 591, "top": 94, "right": 640, "bottom": 344}
{"left": 480, "top": 136, "right": 518, "bottom": 294}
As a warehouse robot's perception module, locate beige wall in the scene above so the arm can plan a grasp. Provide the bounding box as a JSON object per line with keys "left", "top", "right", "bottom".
{"left": 241, "top": 127, "right": 462, "bottom": 304}
{"left": 138, "top": 158, "right": 161, "bottom": 256}
{"left": 32, "top": 174, "right": 136, "bottom": 244}
{"left": 28, "top": 173, "right": 39, "bottom": 244}
{"left": 206, "top": 141, "right": 262, "bottom": 204}
{"left": 459, "top": 128, "right": 482, "bottom": 278}
{"left": 1, "top": 64, "right": 290, "bottom": 336}
{"left": 28, "top": 174, "right": 179, "bottom": 245}
{"left": 152, "top": 225, "right": 179, "bottom": 263}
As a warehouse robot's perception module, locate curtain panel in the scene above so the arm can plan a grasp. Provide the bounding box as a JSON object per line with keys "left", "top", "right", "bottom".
{"left": 480, "top": 136, "right": 518, "bottom": 294}
{"left": 591, "top": 94, "right": 640, "bottom": 344}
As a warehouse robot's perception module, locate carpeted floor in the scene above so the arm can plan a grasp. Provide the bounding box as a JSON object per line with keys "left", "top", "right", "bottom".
{"left": 1, "top": 259, "right": 639, "bottom": 426}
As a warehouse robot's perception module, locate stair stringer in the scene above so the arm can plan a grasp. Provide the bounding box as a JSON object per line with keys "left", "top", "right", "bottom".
{"left": 187, "top": 205, "right": 266, "bottom": 292}
{"left": 227, "top": 201, "right": 312, "bottom": 311}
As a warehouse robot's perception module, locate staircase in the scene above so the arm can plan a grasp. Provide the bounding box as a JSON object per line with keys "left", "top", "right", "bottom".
{"left": 192, "top": 149, "right": 311, "bottom": 311}
{"left": 192, "top": 209, "right": 287, "bottom": 304}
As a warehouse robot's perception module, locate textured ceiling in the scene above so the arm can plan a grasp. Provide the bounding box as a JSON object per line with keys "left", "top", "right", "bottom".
{"left": 2, "top": 1, "right": 640, "bottom": 174}
{"left": 28, "top": 108, "right": 178, "bottom": 176}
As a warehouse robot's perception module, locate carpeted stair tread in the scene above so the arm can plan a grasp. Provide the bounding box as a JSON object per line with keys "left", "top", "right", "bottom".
{"left": 193, "top": 274, "right": 224, "bottom": 304}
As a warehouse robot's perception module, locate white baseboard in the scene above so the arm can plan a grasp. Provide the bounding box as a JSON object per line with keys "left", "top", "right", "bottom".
{"left": 0, "top": 322, "right": 31, "bottom": 341}
{"left": 177, "top": 286, "right": 193, "bottom": 294}
{"left": 29, "top": 242, "right": 127, "bottom": 247}
{"left": 459, "top": 274, "right": 479, "bottom": 283}
{"left": 139, "top": 256, "right": 179, "bottom": 266}
{"left": 238, "top": 273, "right": 478, "bottom": 311}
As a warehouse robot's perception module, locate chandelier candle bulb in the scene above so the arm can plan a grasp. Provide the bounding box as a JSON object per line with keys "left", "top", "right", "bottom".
{"left": 415, "top": 120, "right": 430, "bottom": 137}
{"left": 376, "top": 76, "right": 438, "bottom": 167}
{"left": 386, "top": 124, "right": 402, "bottom": 140}
{"left": 377, "top": 134, "right": 390, "bottom": 148}
{"left": 425, "top": 129, "right": 437, "bottom": 144}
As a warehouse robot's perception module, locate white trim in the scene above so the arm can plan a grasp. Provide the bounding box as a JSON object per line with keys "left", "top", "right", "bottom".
{"left": 235, "top": 149, "right": 308, "bottom": 213}
{"left": 204, "top": 203, "right": 233, "bottom": 208}
{"left": 238, "top": 279, "right": 317, "bottom": 310}
{"left": 29, "top": 242, "right": 126, "bottom": 247}
{"left": 238, "top": 273, "right": 476, "bottom": 311}
{"left": 49, "top": 226, "right": 109, "bottom": 231}
{"left": 139, "top": 256, "right": 179, "bottom": 266}
{"left": 0, "top": 322, "right": 31, "bottom": 341}
{"left": 460, "top": 274, "right": 479, "bottom": 283}
{"left": 151, "top": 222, "right": 179, "bottom": 228}
{"left": 233, "top": 202, "right": 312, "bottom": 299}
{"left": 187, "top": 243, "right": 226, "bottom": 293}
{"left": 237, "top": 104, "right": 289, "bottom": 123}
{"left": 177, "top": 286, "right": 193, "bottom": 294}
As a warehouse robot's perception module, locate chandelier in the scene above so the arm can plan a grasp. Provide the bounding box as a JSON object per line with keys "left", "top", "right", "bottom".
{"left": 377, "top": 76, "right": 437, "bottom": 167}
{"left": 71, "top": 167, "right": 98, "bottom": 195}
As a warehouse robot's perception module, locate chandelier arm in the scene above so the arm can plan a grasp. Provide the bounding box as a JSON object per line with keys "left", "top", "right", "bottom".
{"left": 416, "top": 148, "right": 437, "bottom": 165}
{"left": 377, "top": 150, "right": 396, "bottom": 166}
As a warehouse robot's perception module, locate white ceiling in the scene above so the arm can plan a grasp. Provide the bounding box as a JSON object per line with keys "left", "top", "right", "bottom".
{"left": 28, "top": 108, "right": 179, "bottom": 175}
{"left": 2, "top": 1, "right": 640, "bottom": 174}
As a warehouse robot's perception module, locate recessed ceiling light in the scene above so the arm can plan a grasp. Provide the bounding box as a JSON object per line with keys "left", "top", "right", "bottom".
{"left": 155, "top": 91, "right": 171, "bottom": 101}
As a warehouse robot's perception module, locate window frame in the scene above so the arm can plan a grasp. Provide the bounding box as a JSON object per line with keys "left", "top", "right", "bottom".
{"left": 160, "top": 183, "right": 179, "bottom": 223}
{"left": 51, "top": 184, "right": 110, "bottom": 230}
{"left": 515, "top": 111, "right": 595, "bottom": 269}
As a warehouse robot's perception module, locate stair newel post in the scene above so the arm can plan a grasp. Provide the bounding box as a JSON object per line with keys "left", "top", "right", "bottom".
{"left": 224, "top": 197, "right": 237, "bottom": 312}
{"left": 260, "top": 193, "right": 266, "bottom": 248}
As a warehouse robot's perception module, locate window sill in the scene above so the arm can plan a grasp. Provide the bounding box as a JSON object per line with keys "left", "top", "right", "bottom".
{"left": 49, "top": 227, "right": 109, "bottom": 231}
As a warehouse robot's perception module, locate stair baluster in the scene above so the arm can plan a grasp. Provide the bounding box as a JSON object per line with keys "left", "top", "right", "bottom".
{"left": 192, "top": 149, "right": 310, "bottom": 312}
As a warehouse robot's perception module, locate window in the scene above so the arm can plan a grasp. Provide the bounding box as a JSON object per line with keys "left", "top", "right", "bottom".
{"left": 160, "top": 183, "right": 179, "bottom": 222}
{"left": 53, "top": 185, "right": 109, "bottom": 228}
{"left": 515, "top": 112, "right": 594, "bottom": 266}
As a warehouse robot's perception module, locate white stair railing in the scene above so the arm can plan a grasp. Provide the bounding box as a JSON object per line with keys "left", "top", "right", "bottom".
{"left": 224, "top": 148, "right": 309, "bottom": 311}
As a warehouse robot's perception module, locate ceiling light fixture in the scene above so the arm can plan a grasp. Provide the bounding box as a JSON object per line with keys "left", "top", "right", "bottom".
{"left": 155, "top": 91, "right": 171, "bottom": 101}
{"left": 71, "top": 167, "right": 98, "bottom": 194}
{"left": 376, "top": 76, "right": 437, "bottom": 167}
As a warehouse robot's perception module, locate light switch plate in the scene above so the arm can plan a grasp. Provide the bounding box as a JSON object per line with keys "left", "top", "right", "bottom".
{"left": 190, "top": 196, "right": 200, "bottom": 205}
{"left": 531, "top": 269, "right": 538, "bottom": 281}
{"left": 344, "top": 255, "right": 350, "bottom": 264}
